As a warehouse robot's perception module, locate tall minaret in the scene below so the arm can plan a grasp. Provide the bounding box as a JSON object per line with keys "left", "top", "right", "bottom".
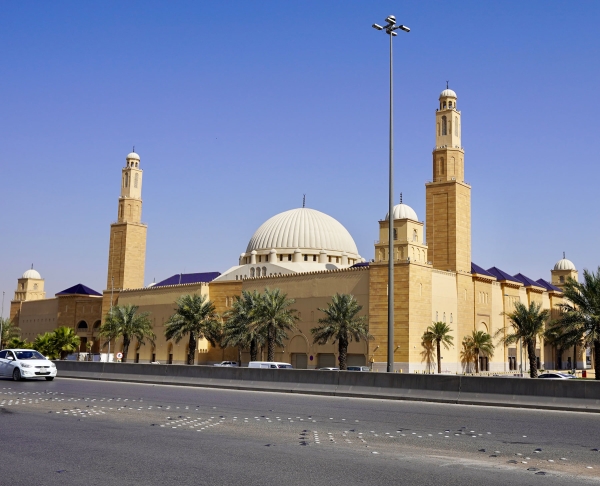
{"left": 425, "top": 87, "right": 471, "bottom": 274}
{"left": 106, "top": 151, "right": 147, "bottom": 291}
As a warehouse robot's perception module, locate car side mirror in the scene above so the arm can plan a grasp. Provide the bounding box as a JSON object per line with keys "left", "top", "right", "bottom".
{"left": 6, "top": 356, "right": 13, "bottom": 361}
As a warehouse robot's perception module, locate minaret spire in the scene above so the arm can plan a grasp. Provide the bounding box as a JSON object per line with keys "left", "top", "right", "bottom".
{"left": 399, "top": 192, "right": 403, "bottom": 204}
{"left": 302, "top": 194, "right": 306, "bottom": 208}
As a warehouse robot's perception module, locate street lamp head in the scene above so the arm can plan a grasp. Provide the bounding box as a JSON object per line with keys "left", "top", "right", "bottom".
{"left": 372, "top": 23, "right": 383, "bottom": 30}
{"left": 391, "top": 32, "right": 397, "bottom": 36}
{"left": 398, "top": 25, "right": 410, "bottom": 32}
{"left": 386, "top": 15, "right": 396, "bottom": 24}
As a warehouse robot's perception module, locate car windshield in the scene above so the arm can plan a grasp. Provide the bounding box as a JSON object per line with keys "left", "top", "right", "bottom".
{"left": 278, "top": 365, "right": 293, "bottom": 369}
{"left": 15, "top": 350, "right": 46, "bottom": 360}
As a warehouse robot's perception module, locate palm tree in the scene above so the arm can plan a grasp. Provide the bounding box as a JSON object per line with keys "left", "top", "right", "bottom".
{"left": 255, "top": 288, "right": 298, "bottom": 362}
{"left": 460, "top": 336, "right": 476, "bottom": 373}
{"left": 33, "top": 332, "right": 60, "bottom": 359}
{"left": 5, "top": 337, "right": 31, "bottom": 349}
{"left": 51, "top": 326, "right": 80, "bottom": 359}
{"left": 101, "top": 305, "right": 154, "bottom": 363}
{"left": 222, "top": 290, "right": 264, "bottom": 363}
{"left": 311, "top": 294, "right": 371, "bottom": 370}
{"left": 165, "top": 294, "right": 221, "bottom": 365}
{"left": 464, "top": 330, "right": 495, "bottom": 373}
{"left": 556, "top": 267, "right": 600, "bottom": 380}
{"left": 422, "top": 322, "right": 454, "bottom": 374}
{"left": 497, "top": 301, "right": 549, "bottom": 378}
{"left": 544, "top": 321, "right": 582, "bottom": 370}
{"left": 1, "top": 318, "right": 21, "bottom": 349}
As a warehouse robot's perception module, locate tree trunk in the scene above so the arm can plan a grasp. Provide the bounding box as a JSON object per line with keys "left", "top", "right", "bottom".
{"left": 338, "top": 337, "right": 348, "bottom": 371}
{"left": 436, "top": 340, "right": 441, "bottom": 373}
{"left": 267, "top": 326, "right": 275, "bottom": 362}
{"left": 527, "top": 338, "right": 538, "bottom": 378}
{"left": 237, "top": 346, "right": 242, "bottom": 367}
{"left": 474, "top": 351, "right": 479, "bottom": 373}
{"left": 187, "top": 331, "right": 196, "bottom": 365}
{"left": 122, "top": 336, "right": 130, "bottom": 363}
{"left": 594, "top": 340, "right": 600, "bottom": 381}
{"left": 573, "top": 343, "right": 577, "bottom": 370}
{"left": 250, "top": 339, "right": 258, "bottom": 361}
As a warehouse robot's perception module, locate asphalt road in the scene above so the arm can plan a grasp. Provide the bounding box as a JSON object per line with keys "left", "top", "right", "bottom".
{"left": 1, "top": 377, "right": 599, "bottom": 486}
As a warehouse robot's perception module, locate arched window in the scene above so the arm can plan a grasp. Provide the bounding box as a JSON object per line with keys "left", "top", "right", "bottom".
{"left": 250, "top": 268, "right": 255, "bottom": 278}
{"left": 442, "top": 116, "right": 447, "bottom": 135}
{"left": 436, "top": 311, "right": 439, "bottom": 321}
{"left": 413, "top": 229, "right": 418, "bottom": 242}
{"left": 450, "top": 313, "right": 453, "bottom": 323}
{"left": 93, "top": 321, "right": 101, "bottom": 329}
{"left": 440, "top": 157, "right": 445, "bottom": 174}
{"left": 393, "top": 228, "right": 397, "bottom": 240}
{"left": 448, "top": 101, "right": 452, "bottom": 108}
{"left": 124, "top": 173, "right": 129, "bottom": 187}
{"left": 455, "top": 116, "right": 459, "bottom": 137}
{"left": 262, "top": 266, "right": 267, "bottom": 276}
{"left": 257, "top": 267, "right": 262, "bottom": 277}
{"left": 443, "top": 312, "right": 446, "bottom": 323}
{"left": 134, "top": 173, "right": 139, "bottom": 188}
{"left": 77, "top": 321, "right": 88, "bottom": 330}
{"left": 443, "top": 101, "right": 446, "bottom": 109}
{"left": 559, "top": 276, "right": 564, "bottom": 283}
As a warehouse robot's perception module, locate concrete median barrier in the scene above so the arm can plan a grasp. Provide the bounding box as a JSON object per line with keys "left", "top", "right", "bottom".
{"left": 53, "top": 361, "right": 600, "bottom": 412}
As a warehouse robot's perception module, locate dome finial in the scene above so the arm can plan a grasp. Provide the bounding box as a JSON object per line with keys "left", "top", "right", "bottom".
{"left": 446, "top": 80, "right": 449, "bottom": 89}
{"left": 303, "top": 194, "right": 306, "bottom": 208}
{"left": 563, "top": 251, "right": 565, "bottom": 259}
{"left": 31, "top": 263, "right": 33, "bottom": 269}
{"left": 399, "top": 192, "right": 402, "bottom": 204}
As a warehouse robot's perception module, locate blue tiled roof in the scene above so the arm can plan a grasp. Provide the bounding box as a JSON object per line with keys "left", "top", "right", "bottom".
{"left": 513, "top": 273, "right": 544, "bottom": 288}
{"left": 56, "top": 284, "right": 102, "bottom": 296}
{"left": 154, "top": 272, "right": 221, "bottom": 287}
{"left": 536, "top": 278, "right": 562, "bottom": 292}
{"left": 486, "top": 267, "right": 521, "bottom": 283}
{"left": 471, "top": 263, "right": 495, "bottom": 277}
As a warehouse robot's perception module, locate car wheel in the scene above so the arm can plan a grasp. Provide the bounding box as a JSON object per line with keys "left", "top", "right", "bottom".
{"left": 45, "top": 377, "right": 55, "bottom": 381}
{"left": 13, "top": 368, "right": 22, "bottom": 381}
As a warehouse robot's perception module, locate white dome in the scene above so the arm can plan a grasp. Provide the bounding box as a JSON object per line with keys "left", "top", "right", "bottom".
{"left": 385, "top": 203, "right": 418, "bottom": 221}
{"left": 554, "top": 258, "right": 576, "bottom": 271}
{"left": 126, "top": 152, "right": 140, "bottom": 160}
{"left": 246, "top": 208, "right": 359, "bottom": 257}
{"left": 439, "top": 88, "right": 457, "bottom": 99}
{"left": 22, "top": 269, "right": 41, "bottom": 279}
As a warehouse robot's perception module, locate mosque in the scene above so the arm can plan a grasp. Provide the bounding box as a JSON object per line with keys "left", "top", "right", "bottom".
{"left": 9, "top": 88, "right": 583, "bottom": 372}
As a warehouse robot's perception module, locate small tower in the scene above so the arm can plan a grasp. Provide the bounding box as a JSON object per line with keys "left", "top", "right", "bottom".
{"left": 106, "top": 151, "right": 147, "bottom": 292}
{"left": 9, "top": 267, "right": 46, "bottom": 322}
{"left": 374, "top": 199, "right": 428, "bottom": 264}
{"left": 551, "top": 253, "right": 578, "bottom": 289}
{"left": 12, "top": 267, "right": 45, "bottom": 302}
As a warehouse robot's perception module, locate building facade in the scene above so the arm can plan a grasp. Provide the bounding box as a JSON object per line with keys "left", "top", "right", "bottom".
{"left": 11, "top": 88, "right": 584, "bottom": 371}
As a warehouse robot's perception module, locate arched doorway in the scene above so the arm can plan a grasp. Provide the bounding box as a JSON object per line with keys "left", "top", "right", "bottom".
{"left": 167, "top": 343, "right": 173, "bottom": 365}
{"left": 76, "top": 321, "right": 88, "bottom": 352}
{"left": 289, "top": 335, "right": 308, "bottom": 369}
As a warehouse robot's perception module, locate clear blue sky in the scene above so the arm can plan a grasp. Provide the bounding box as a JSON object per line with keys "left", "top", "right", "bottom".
{"left": 1, "top": 1, "right": 599, "bottom": 305}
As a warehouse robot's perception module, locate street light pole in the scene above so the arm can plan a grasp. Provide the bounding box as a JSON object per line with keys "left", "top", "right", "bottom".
{"left": 0, "top": 291, "right": 5, "bottom": 350}
{"left": 372, "top": 15, "right": 410, "bottom": 373}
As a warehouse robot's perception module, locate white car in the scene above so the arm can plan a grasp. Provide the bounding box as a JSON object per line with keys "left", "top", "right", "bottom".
{"left": 214, "top": 361, "right": 239, "bottom": 367}
{"left": 538, "top": 372, "right": 575, "bottom": 379}
{"left": 0, "top": 349, "right": 57, "bottom": 381}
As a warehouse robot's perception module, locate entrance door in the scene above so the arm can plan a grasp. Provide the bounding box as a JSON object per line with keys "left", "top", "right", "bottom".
{"left": 291, "top": 353, "right": 308, "bottom": 369}
{"left": 317, "top": 353, "right": 336, "bottom": 368}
